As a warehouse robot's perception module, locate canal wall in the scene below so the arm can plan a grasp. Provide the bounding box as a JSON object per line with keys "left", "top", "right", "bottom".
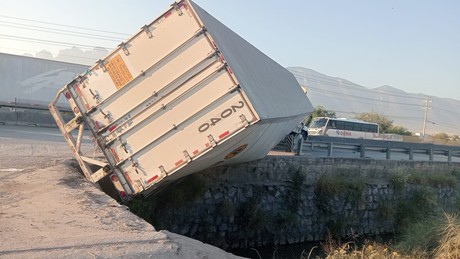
{"left": 138, "top": 157, "right": 460, "bottom": 249}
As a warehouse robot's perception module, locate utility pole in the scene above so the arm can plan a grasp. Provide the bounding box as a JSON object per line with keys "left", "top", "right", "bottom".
{"left": 422, "top": 96, "right": 432, "bottom": 139}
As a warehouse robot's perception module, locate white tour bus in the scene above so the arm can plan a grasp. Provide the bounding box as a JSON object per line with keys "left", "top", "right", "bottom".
{"left": 308, "top": 117, "right": 380, "bottom": 139}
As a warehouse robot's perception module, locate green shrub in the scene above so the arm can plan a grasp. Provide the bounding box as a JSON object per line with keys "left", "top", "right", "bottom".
{"left": 390, "top": 169, "right": 411, "bottom": 192}
{"left": 237, "top": 195, "right": 267, "bottom": 231}
{"left": 424, "top": 174, "right": 456, "bottom": 188}
{"left": 314, "top": 175, "right": 366, "bottom": 238}
{"left": 396, "top": 186, "right": 437, "bottom": 228}
{"left": 395, "top": 217, "right": 438, "bottom": 254}
{"left": 126, "top": 196, "right": 154, "bottom": 222}
{"left": 314, "top": 174, "right": 366, "bottom": 212}
{"left": 376, "top": 202, "right": 396, "bottom": 221}
{"left": 284, "top": 167, "right": 306, "bottom": 212}
{"left": 218, "top": 199, "right": 235, "bottom": 218}
{"left": 277, "top": 210, "right": 299, "bottom": 228}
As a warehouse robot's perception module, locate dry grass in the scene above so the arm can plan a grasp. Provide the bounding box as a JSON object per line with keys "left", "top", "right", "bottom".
{"left": 434, "top": 213, "right": 460, "bottom": 259}
{"left": 321, "top": 240, "right": 424, "bottom": 259}
{"left": 319, "top": 212, "right": 460, "bottom": 259}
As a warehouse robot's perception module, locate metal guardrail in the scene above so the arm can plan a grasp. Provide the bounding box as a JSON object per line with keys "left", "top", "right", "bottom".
{"left": 0, "top": 100, "right": 71, "bottom": 112}
{"left": 273, "top": 135, "right": 460, "bottom": 162}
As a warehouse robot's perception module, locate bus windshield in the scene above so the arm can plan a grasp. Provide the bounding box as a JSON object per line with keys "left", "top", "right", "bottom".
{"left": 309, "top": 118, "right": 328, "bottom": 128}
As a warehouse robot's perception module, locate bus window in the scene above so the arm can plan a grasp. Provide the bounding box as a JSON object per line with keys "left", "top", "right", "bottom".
{"left": 335, "top": 121, "right": 345, "bottom": 130}
{"left": 362, "top": 124, "right": 370, "bottom": 132}
{"left": 344, "top": 122, "right": 353, "bottom": 130}
{"left": 327, "top": 120, "right": 337, "bottom": 129}
{"left": 309, "top": 118, "right": 328, "bottom": 128}
{"left": 353, "top": 123, "right": 362, "bottom": 131}
{"left": 370, "top": 125, "right": 378, "bottom": 133}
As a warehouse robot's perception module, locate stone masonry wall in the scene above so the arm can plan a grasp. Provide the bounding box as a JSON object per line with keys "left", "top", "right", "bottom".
{"left": 149, "top": 157, "right": 460, "bottom": 249}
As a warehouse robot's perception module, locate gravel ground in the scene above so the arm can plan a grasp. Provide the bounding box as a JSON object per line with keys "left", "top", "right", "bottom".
{"left": 0, "top": 136, "right": 243, "bottom": 259}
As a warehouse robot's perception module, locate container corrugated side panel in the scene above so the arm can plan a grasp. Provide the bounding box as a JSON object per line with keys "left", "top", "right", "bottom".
{"left": 65, "top": 2, "right": 260, "bottom": 195}
{"left": 190, "top": 1, "right": 313, "bottom": 120}
{"left": 177, "top": 1, "right": 314, "bottom": 170}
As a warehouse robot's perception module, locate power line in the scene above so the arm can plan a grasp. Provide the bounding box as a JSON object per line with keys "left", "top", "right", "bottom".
{"left": 305, "top": 77, "right": 427, "bottom": 100}
{"left": 292, "top": 70, "right": 427, "bottom": 100}
{"left": 0, "top": 46, "right": 101, "bottom": 64}
{"left": 429, "top": 120, "right": 460, "bottom": 129}
{"left": 430, "top": 105, "right": 460, "bottom": 116}
{"left": 0, "top": 34, "right": 113, "bottom": 50}
{"left": 332, "top": 109, "right": 423, "bottom": 120}
{"left": 0, "top": 20, "right": 125, "bottom": 41}
{"left": 309, "top": 92, "right": 391, "bottom": 107}
{"left": 0, "top": 14, "right": 130, "bottom": 36}
{"left": 308, "top": 92, "right": 380, "bottom": 106}
{"left": 308, "top": 86, "right": 422, "bottom": 107}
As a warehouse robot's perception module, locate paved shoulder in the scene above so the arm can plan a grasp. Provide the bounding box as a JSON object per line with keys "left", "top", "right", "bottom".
{"left": 0, "top": 139, "right": 242, "bottom": 258}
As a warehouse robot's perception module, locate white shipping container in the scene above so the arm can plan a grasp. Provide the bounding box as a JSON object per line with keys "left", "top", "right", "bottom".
{"left": 49, "top": 0, "right": 313, "bottom": 201}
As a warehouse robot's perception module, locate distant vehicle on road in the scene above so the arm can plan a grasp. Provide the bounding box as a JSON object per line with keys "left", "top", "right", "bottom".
{"left": 308, "top": 117, "right": 403, "bottom": 141}
{"left": 308, "top": 117, "right": 379, "bottom": 139}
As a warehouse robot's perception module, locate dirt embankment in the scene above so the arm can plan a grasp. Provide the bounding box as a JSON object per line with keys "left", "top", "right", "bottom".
{"left": 0, "top": 138, "right": 243, "bottom": 258}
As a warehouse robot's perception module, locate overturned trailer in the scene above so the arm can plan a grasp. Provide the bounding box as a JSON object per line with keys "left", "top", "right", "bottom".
{"left": 49, "top": 0, "right": 313, "bottom": 201}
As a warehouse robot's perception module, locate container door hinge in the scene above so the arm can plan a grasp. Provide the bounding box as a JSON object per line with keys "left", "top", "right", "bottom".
{"left": 89, "top": 88, "right": 99, "bottom": 101}
{"left": 141, "top": 25, "right": 153, "bottom": 38}
{"left": 129, "top": 158, "right": 140, "bottom": 174}
{"left": 172, "top": 2, "right": 183, "bottom": 16}
{"left": 99, "top": 109, "right": 111, "bottom": 121}
{"left": 118, "top": 42, "right": 130, "bottom": 56}
{"left": 240, "top": 114, "right": 250, "bottom": 127}
{"left": 97, "top": 59, "right": 107, "bottom": 72}
{"left": 208, "top": 135, "right": 217, "bottom": 146}
{"left": 183, "top": 150, "right": 192, "bottom": 162}
{"left": 120, "top": 141, "right": 129, "bottom": 153}
{"left": 159, "top": 165, "right": 167, "bottom": 176}
{"left": 77, "top": 75, "right": 87, "bottom": 84}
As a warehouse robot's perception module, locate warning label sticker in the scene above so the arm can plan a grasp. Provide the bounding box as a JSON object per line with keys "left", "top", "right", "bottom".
{"left": 106, "top": 54, "right": 133, "bottom": 89}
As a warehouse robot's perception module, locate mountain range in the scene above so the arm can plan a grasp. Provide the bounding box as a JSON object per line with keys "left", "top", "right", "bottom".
{"left": 287, "top": 67, "right": 459, "bottom": 136}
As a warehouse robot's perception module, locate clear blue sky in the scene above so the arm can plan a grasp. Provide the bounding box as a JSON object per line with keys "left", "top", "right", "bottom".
{"left": 1, "top": 0, "right": 459, "bottom": 100}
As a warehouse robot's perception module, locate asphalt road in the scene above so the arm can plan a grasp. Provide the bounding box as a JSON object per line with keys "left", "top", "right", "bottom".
{"left": 0, "top": 124, "right": 91, "bottom": 143}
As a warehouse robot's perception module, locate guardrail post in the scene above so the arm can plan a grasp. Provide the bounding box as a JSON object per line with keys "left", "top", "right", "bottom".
{"left": 327, "top": 142, "right": 333, "bottom": 157}
{"left": 360, "top": 144, "right": 365, "bottom": 158}
{"left": 429, "top": 148, "right": 434, "bottom": 161}
{"left": 295, "top": 138, "right": 302, "bottom": 156}
{"left": 386, "top": 147, "right": 391, "bottom": 160}
{"left": 409, "top": 147, "right": 414, "bottom": 161}
{"left": 448, "top": 149, "right": 452, "bottom": 162}
{"left": 284, "top": 134, "right": 295, "bottom": 152}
